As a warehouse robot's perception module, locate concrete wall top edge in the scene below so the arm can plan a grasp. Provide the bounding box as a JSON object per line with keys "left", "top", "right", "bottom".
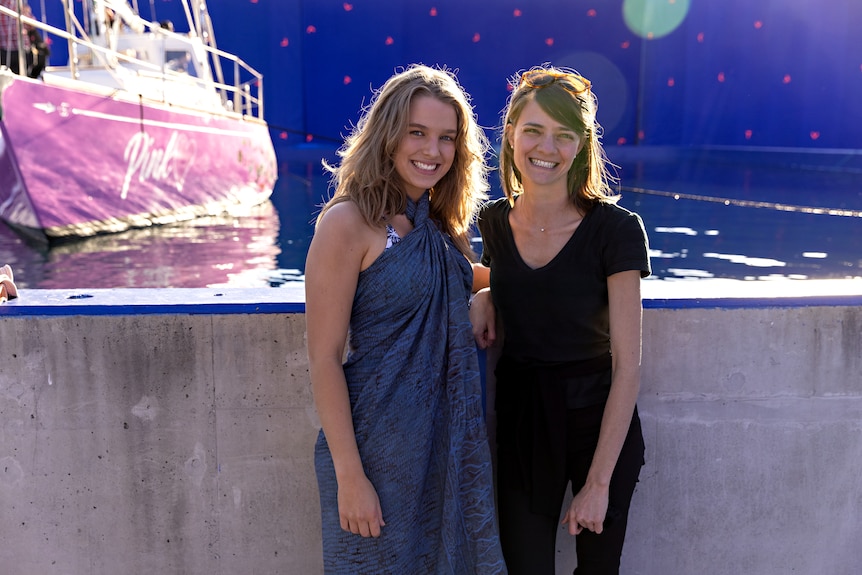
{"left": 2, "top": 286, "right": 861, "bottom": 316}
{"left": 641, "top": 277, "right": 862, "bottom": 307}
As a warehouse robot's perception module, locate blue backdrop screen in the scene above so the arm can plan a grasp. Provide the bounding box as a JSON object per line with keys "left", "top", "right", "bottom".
{"left": 36, "top": 0, "right": 862, "bottom": 151}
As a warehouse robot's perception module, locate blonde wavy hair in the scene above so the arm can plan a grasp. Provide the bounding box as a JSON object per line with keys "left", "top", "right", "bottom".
{"left": 499, "top": 65, "right": 618, "bottom": 212}
{"left": 319, "top": 64, "right": 490, "bottom": 257}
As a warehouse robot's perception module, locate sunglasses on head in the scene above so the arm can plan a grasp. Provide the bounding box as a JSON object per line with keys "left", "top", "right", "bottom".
{"left": 518, "top": 69, "right": 591, "bottom": 95}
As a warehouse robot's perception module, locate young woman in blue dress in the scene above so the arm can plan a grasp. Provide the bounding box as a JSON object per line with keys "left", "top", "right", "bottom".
{"left": 305, "top": 64, "right": 506, "bottom": 574}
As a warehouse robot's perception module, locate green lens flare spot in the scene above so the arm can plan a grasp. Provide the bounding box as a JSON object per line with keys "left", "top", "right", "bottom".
{"left": 623, "top": 0, "right": 691, "bottom": 40}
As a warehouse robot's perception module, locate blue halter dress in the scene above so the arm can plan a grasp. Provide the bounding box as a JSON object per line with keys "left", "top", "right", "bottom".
{"left": 315, "top": 193, "right": 506, "bottom": 574}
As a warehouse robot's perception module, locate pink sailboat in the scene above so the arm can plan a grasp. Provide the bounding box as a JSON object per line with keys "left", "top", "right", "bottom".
{"left": 0, "top": 0, "right": 276, "bottom": 241}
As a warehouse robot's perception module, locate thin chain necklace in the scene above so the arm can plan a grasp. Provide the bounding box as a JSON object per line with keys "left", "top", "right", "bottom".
{"left": 516, "top": 194, "right": 580, "bottom": 233}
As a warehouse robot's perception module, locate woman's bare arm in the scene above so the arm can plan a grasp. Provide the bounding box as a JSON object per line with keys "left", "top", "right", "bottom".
{"left": 305, "top": 202, "right": 386, "bottom": 538}
{"left": 562, "top": 269, "right": 643, "bottom": 535}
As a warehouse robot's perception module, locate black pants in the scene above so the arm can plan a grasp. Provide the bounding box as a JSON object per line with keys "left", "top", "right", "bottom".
{"left": 497, "top": 403, "right": 645, "bottom": 575}
{"left": 0, "top": 49, "right": 33, "bottom": 77}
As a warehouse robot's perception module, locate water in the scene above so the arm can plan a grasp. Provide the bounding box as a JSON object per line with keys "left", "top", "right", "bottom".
{"left": 616, "top": 151, "right": 862, "bottom": 289}
{"left": 3, "top": 148, "right": 861, "bottom": 295}
{"left": 0, "top": 160, "right": 317, "bottom": 290}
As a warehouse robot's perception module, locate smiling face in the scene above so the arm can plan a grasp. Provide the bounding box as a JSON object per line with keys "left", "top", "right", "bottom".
{"left": 506, "top": 97, "right": 583, "bottom": 192}
{"left": 393, "top": 95, "right": 458, "bottom": 201}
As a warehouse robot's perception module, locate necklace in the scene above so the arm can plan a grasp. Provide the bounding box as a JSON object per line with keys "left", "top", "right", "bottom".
{"left": 537, "top": 215, "right": 582, "bottom": 233}
{"left": 516, "top": 197, "right": 581, "bottom": 233}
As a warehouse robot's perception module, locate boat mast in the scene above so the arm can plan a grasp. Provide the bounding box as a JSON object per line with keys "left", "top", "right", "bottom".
{"left": 180, "top": 0, "right": 194, "bottom": 36}
{"left": 197, "top": 2, "right": 225, "bottom": 89}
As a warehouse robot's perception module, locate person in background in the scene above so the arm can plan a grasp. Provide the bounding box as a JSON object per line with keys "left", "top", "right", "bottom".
{"left": 305, "top": 64, "right": 506, "bottom": 574}
{"left": 0, "top": 0, "right": 30, "bottom": 75}
{"left": 1, "top": 264, "right": 18, "bottom": 303}
{"left": 23, "top": 2, "right": 48, "bottom": 78}
{"left": 471, "top": 65, "right": 650, "bottom": 575}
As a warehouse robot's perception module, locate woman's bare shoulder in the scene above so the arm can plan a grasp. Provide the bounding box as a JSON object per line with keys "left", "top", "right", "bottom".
{"left": 316, "top": 200, "right": 380, "bottom": 240}
{"left": 311, "top": 200, "right": 385, "bottom": 271}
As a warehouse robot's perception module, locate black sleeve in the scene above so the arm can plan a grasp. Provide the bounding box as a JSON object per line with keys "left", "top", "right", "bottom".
{"left": 604, "top": 208, "right": 651, "bottom": 278}
{"left": 477, "top": 199, "right": 502, "bottom": 268}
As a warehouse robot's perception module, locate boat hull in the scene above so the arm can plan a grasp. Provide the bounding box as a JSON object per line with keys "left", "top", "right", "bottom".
{"left": 0, "top": 72, "right": 277, "bottom": 240}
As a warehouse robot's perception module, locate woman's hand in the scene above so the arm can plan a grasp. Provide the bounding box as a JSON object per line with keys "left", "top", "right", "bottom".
{"left": 337, "top": 471, "right": 386, "bottom": 538}
{"left": 469, "top": 288, "right": 496, "bottom": 349}
{"left": 561, "top": 480, "right": 610, "bottom": 535}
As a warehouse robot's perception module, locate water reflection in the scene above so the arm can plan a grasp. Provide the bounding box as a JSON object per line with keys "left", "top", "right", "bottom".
{"left": 613, "top": 149, "right": 862, "bottom": 292}
{"left": 1, "top": 202, "right": 284, "bottom": 289}
{"left": 628, "top": 191, "right": 862, "bottom": 283}
{"left": 3, "top": 150, "right": 861, "bottom": 294}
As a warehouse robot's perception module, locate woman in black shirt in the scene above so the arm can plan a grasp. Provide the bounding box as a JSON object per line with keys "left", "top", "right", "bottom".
{"left": 471, "top": 65, "right": 650, "bottom": 575}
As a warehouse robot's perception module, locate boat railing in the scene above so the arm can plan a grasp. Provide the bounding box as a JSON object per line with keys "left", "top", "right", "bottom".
{"left": 0, "top": 3, "right": 265, "bottom": 121}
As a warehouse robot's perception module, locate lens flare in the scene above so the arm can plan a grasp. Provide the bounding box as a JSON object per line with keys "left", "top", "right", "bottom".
{"left": 623, "top": 0, "right": 691, "bottom": 40}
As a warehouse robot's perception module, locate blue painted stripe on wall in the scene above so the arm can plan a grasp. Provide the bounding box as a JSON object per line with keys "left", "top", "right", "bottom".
{"left": 3, "top": 287, "right": 860, "bottom": 317}
{"left": 0, "top": 287, "right": 306, "bottom": 316}
{"left": 643, "top": 295, "right": 862, "bottom": 309}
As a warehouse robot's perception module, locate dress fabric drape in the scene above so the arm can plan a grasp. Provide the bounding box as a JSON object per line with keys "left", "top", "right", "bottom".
{"left": 315, "top": 193, "right": 506, "bottom": 574}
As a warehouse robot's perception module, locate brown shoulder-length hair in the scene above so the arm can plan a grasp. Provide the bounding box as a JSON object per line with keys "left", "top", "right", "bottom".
{"left": 499, "top": 65, "right": 619, "bottom": 212}
{"left": 318, "top": 64, "right": 491, "bottom": 257}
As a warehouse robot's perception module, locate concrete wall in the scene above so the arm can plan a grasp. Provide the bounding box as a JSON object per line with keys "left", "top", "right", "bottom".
{"left": 625, "top": 302, "right": 862, "bottom": 575}
{"left": 1, "top": 288, "right": 860, "bottom": 574}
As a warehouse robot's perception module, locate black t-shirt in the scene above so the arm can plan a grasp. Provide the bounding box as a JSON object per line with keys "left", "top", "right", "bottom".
{"left": 478, "top": 196, "right": 651, "bottom": 365}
